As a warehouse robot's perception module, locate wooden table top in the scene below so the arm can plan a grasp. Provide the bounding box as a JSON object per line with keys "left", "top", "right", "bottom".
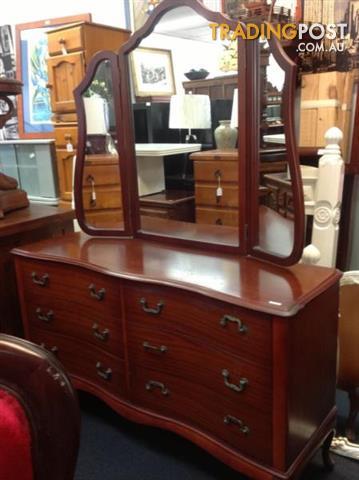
{"left": 0, "top": 204, "right": 75, "bottom": 238}
{"left": 12, "top": 230, "right": 341, "bottom": 317}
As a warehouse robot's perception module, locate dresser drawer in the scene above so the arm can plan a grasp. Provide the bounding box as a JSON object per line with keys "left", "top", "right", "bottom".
{"left": 30, "top": 328, "right": 126, "bottom": 397}
{"left": 128, "top": 324, "right": 271, "bottom": 413}
{"left": 124, "top": 283, "right": 272, "bottom": 365}
{"left": 196, "top": 207, "right": 239, "bottom": 227}
{"left": 83, "top": 163, "right": 121, "bottom": 187}
{"left": 48, "top": 25, "right": 84, "bottom": 56}
{"left": 194, "top": 161, "right": 238, "bottom": 182}
{"left": 18, "top": 259, "right": 122, "bottom": 319}
{"left": 25, "top": 297, "right": 124, "bottom": 357}
{"left": 83, "top": 186, "right": 122, "bottom": 211}
{"left": 130, "top": 366, "right": 272, "bottom": 465}
{"left": 54, "top": 123, "right": 78, "bottom": 148}
{"left": 195, "top": 184, "right": 239, "bottom": 208}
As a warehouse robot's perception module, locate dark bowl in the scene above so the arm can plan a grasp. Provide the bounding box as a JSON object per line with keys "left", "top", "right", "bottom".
{"left": 184, "top": 69, "right": 209, "bottom": 80}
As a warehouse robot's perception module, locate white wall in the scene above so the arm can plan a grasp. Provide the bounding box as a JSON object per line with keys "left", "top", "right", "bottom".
{"left": 2, "top": 0, "right": 128, "bottom": 32}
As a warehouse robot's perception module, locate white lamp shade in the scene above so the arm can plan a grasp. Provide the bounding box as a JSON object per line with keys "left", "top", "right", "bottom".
{"left": 230, "top": 88, "right": 238, "bottom": 129}
{"left": 84, "top": 97, "right": 108, "bottom": 135}
{"left": 169, "top": 94, "right": 211, "bottom": 129}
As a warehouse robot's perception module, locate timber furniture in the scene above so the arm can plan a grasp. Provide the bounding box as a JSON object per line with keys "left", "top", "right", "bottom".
{"left": 46, "top": 22, "right": 130, "bottom": 203}
{"left": 1, "top": 204, "right": 74, "bottom": 335}
{"left": 12, "top": 1, "right": 341, "bottom": 479}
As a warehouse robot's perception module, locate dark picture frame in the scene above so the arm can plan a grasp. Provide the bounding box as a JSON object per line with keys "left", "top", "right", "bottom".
{"left": 15, "top": 13, "right": 92, "bottom": 139}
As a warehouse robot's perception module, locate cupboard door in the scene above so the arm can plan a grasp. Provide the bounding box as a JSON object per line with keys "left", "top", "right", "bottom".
{"left": 56, "top": 149, "right": 74, "bottom": 201}
{"left": 47, "top": 53, "right": 85, "bottom": 113}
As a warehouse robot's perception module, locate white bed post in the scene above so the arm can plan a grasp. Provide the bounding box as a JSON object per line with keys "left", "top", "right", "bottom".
{"left": 302, "top": 127, "right": 345, "bottom": 267}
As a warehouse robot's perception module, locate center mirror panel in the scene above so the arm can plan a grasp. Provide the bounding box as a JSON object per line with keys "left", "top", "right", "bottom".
{"left": 127, "top": 5, "right": 241, "bottom": 248}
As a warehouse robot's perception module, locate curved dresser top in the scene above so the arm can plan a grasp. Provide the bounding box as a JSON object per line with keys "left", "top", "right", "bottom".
{"left": 12, "top": 232, "right": 341, "bottom": 317}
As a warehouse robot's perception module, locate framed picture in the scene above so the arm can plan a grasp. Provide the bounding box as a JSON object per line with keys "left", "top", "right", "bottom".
{"left": 222, "top": 0, "right": 303, "bottom": 22}
{"left": 15, "top": 13, "right": 91, "bottom": 139}
{"left": 131, "top": 47, "right": 176, "bottom": 98}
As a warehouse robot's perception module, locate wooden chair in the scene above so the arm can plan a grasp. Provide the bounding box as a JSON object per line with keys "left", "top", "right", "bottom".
{"left": 0, "top": 334, "right": 80, "bottom": 480}
{"left": 338, "top": 272, "right": 359, "bottom": 441}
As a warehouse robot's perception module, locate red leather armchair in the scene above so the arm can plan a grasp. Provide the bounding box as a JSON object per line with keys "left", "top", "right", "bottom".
{"left": 0, "top": 334, "right": 80, "bottom": 480}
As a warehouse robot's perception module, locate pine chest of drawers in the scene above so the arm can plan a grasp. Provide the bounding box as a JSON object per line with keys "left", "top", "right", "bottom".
{"left": 13, "top": 233, "right": 341, "bottom": 480}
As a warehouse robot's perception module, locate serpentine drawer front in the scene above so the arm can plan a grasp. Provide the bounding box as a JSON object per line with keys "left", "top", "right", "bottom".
{"left": 12, "top": 235, "right": 341, "bottom": 480}
{"left": 124, "top": 282, "right": 272, "bottom": 365}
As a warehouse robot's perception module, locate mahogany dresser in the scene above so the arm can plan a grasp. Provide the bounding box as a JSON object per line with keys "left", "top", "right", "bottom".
{"left": 0, "top": 204, "right": 74, "bottom": 336}
{"left": 13, "top": 232, "right": 340, "bottom": 480}
{"left": 46, "top": 22, "right": 130, "bottom": 203}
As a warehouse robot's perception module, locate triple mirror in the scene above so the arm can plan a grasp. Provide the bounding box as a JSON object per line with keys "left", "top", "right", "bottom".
{"left": 74, "top": 0, "right": 304, "bottom": 265}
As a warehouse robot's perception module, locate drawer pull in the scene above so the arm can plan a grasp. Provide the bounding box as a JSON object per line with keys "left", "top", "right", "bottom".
{"left": 32, "top": 272, "right": 49, "bottom": 287}
{"left": 89, "top": 283, "right": 105, "bottom": 301}
{"left": 145, "top": 380, "right": 169, "bottom": 396}
{"left": 222, "top": 369, "right": 248, "bottom": 393}
{"left": 140, "top": 297, "right": 164, "bottom": 315}
{"left": 96, "top": 362, "right": 112, "bottom": 381}
{"left": 215, "top": 218, "right": 223, "bottom": 225}
{"left": 143, "top": 341, "right": 167, "bottom": 354}
{"left": 224, "top": 415, "right": 250, "bottom": 435}
{"left": 220, "top": 315, "right": 248, "bottom": 334}
{"left": 36, "top": 308, "right": 54, "bottom": 323}
{"left": 40, "top": 343, "right": 58, "bottom": 355}
{"left": 92, "top": 323, "right": 109, "bottom": 342}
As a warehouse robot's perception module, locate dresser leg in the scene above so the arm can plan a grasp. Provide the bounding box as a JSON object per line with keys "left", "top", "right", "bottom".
{"left": 346, "top": 388, "right": 359, "bottom": 442}
{"left": 322, "top": 430, "right": 335, "bottom": 471}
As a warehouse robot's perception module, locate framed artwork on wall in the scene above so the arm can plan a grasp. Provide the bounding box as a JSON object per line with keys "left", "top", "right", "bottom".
{"left": 221, "top": 0, "right": 303, "bottom": 22}
{"left": 15, "top": 13, "right": 91, "bottom": 139}
{"left": 131, "top": 47, "right": 176, "bottom": 98}
{"left": 0, "top": 24, "right": 17, "bottom": 139}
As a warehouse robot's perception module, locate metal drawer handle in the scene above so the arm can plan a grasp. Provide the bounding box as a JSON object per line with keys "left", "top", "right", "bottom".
{"left": 222, "top": 369, "right": 248, "bottom": 393}
{"left": 40, "top": 343, "right": 58, "bottom": 355}
{"left": 92, "top": 323, "right": 109, "bottom": 342}
{"left": 224, "top": 415, "right": 250, "bottom": 435}
{"left": 89, "top": 283, "right": 105, "bottom": 301}
{"left": 32, "top": 272, "right": 49, "bottom": 287}
{"left": 143, "top": 341, "right": 167, "bottom": 354}
{"left": 36, "top": 308, "right": 54, "bottom": 323}
{"left": 96, "top": 362, "right": 112, "bottom": 381}
{"left": 145, "top": 380, "right": 169, "bottom": 396}
{"left": 220, "top": 315, "right": 248, "bottom": 334}
{"left": 140, "top": 297, "right": 164, "bottom": 315}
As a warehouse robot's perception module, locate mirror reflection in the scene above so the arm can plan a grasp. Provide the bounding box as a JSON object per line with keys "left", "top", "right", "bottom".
{"left": 129, "top": 6, "right": 240, "bottom": 247}
{"left": 257, "top": 38, "right": 294, "bottom": 257}
{"left": 82, "top": 60, "right": 123, "bottom": 230}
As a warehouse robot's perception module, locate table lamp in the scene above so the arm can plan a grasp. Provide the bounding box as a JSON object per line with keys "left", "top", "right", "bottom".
{"left": 169, "top": 93, "right": 211, "bottom": 143}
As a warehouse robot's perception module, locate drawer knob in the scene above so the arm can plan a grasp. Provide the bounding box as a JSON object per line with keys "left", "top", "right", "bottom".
{"left": 220, "top": 315, "right": 248, "bottom": 334}
{"left": 145, "top": 380, "right": 169, "bottom": 396}
{"left": 89, "top": 283, "right": 105, "bottom": 301}
{"left": 96, "top": 362, "right": 112, "bottom": 381}
{"left": 36, "top": 308, "right": 54, "bottom": 323}
{"left": 32, "top": 272, "right": 49, "bottom": 287}
{"left": 224, "top": 415, "right": 250, "bottom": 435}
{"left": 143, "top": 341, "right": 167, "bottom": 354}
{"left": 222, "top": 369, "right": 248, "bottom": 393}
{"left": 40, "top": 343, "right": 58, "bottom": 356}
{"left": 215, "top": 218, "right": 223, "bottom": 225}
{"left": 92, "top": 323, "right": 109, "bottom": 342}
{"left": 140, "top": 297, "right": 164, "bottom": 315}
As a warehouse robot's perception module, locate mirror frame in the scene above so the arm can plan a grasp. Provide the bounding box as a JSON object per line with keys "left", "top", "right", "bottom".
{"left": 117, "top": 0, "right": 248, "bottom": 254}
{"left": 74, "top": 50, "right": 134, "bottom": 237}
{"left": 247, "top": 34, "right": 305, "bottom": 266}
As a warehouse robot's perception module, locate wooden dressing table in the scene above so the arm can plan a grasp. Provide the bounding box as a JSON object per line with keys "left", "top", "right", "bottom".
{"left": 12, "top": 1, "right": 340, "bottom": 479}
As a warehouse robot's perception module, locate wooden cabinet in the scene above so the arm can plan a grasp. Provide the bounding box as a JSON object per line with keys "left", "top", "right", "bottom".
{"left": 0, "top": 205, "right": 74, "bottom": 336}
{"left": 13, "top": 233, "right": 340, "bottom": 479}
{"left": 46, "top": 22, "right": 130, "bottom": 202}
{"left": 183, "top": 74, "right": 237, "bottom": 100}
{"left": 191, "top": 149, "right": 240, "bottom": 227}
